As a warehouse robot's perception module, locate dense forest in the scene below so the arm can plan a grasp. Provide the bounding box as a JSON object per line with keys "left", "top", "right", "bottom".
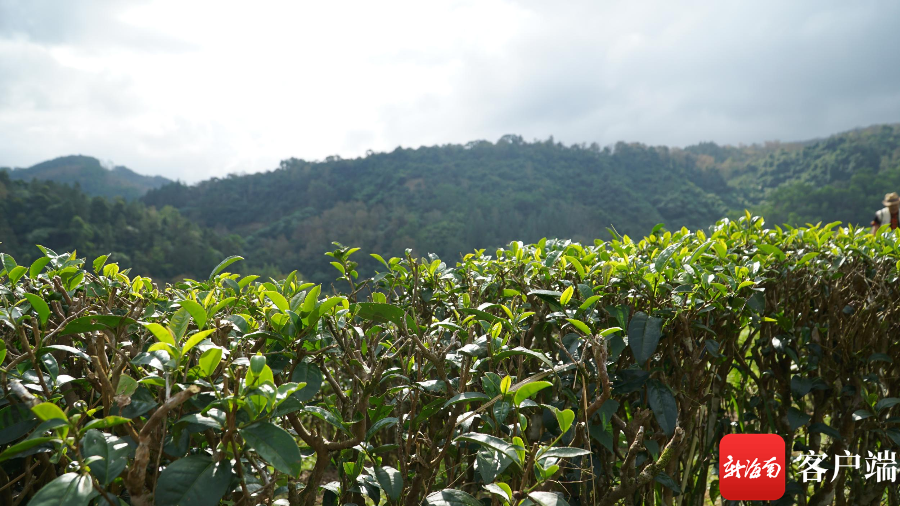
{"left": 1, "top": 155, "right": 171, "bottom": 200}
{"left": 2, "top": 124, "right": 899, "bottom": 283}
{"left": 0, "top": 173, "right": 241, "bottom": 279}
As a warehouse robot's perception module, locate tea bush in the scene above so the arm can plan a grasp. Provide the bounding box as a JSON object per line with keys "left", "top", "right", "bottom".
{"left": 0, "top": 214, "right": 898, "bottom": 506}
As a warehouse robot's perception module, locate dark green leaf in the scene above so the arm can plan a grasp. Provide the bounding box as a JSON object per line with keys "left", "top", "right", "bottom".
{"left": 353, "top": 303, "right": 406, "bottom": 327}
{"left": 493, "top": 347, "right": 553, "bottom": 367}
{"left": 240, "top": 421, "right": 304, "bottom": 477}
{"left": 155, "top": 456, "right": 233, "bottom": 506}
{"left": 442, "top": 392, "right": 490, "bottom": 409}
{"left": 809, "top": 422, "right": 841, "bottom": 440}
{"left": 654, "top": 243, "right": 679, "bottom": 272}
{"left": 787, "top": 407, "right": 811, "bottom": 431}
{"left": 790, "top": 376, "right": 814, "bottom": 398}
{"left": 27, "top": 472, "right": 96, "bottom": 506}
{"left": 301, "top": 406, "right": 349, "bottom": 435}
{"left": 647, "top": 379, "right": 677, "bottom": 437}
{"left": 40, "top": 345, "right": 91, "bottom": 362}
{"left": 628, "top": 311, "right": 663, "bottom": 365}
{"left": 454, "top": 433, "right": 521, "bottom": 467}
{"left": 0, "top": 436, "right": 59, "bottom": 462}
{"left": 81, "top": 429, "right": 130, "bottom": 486}
{"left": 366, "top": 417, "right": 398, "bottom": 441}
{"left": 374, "top": 466, "right": 403, "bottom": 503}
{"left": 852, "top": 410, "right": 873, "bottom": 421}
{"left": 424, "top": 489, "right": 483, "bottom": 506}
{"left": 875, "top": 398, "right": 900, "bottom": 412}
{"left": 0, "top": 403, "right": 38, "bottom": 445}
{"left": 209, "top": 255, "right": 243, "bottom": 280}
{"left": 527, "top": 491, "right": 571, "bottom": 506}
{"left": 654, "top": 471, "right": 682, "bottom": 495}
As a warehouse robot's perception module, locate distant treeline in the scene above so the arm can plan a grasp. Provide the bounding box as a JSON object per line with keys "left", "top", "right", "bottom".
{"left": 3, "top": 124, "right": 899, "bottom": 282}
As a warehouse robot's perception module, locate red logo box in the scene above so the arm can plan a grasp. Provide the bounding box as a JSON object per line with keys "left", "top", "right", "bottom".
{"left": 719, "top": 434, "right": 786, "bottom": 500}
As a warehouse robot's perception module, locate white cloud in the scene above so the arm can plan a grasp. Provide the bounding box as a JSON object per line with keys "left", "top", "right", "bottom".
{"left": 0, "top": 0, "right": 898, "bottom": 181}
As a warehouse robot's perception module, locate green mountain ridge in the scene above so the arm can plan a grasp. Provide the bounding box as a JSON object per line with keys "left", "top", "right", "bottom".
{"left": 2, "top": 124, "right": 899, "bottom": 283}
{"left": 1, "top": 155, "right": 172, "bottom": 200}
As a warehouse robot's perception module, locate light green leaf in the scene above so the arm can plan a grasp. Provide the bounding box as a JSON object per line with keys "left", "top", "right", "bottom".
{"left": 302, "top": 285, "right": 321, "bottom": 314}
{"left": 32, "top": 402, "right": 68, "bottom": 422}
{"left": 141, "top": 322, "right": 176, "bottom": 347}
{"left": 182, "top": 329, "right": 217, "bottom": 356}
{"left": 513, "top": 381, "right": 552, "bottom": 407}
{"left": 22, "top": 293, "right": 50, "bottom": 325}
{"left": 92, "top": 255, "right": 109, "bottom": 273}
{"left": 8, "top": 266, "right": 26, "bottom": 285}
{"left": 500, "top": 375, "right": 512, "bottom": 395}
{"left": 565, "top": 318, "right": 591, "bottom": 335}
{"left": 560, "top": 286, "right": 574, "bottom": 305}
{"left": 81, "top": 416, "right": 130, "bottom": 432}
{"left": 179, "top": 299, "right": 208, "bottom": 329}
{"left": 29, "top": 257, "right": 51, "bottom": 279}
{"left": 199, "top": 347, "right": 223, "bottom": 377}
{"left": 483, "top": 483, "right": 513, "bottom": 505}
{"left": 555, "top": 408, "right": 575, "bottom": 435}
{"left": 265, "top": 291, "right": 289, "bottom": 312}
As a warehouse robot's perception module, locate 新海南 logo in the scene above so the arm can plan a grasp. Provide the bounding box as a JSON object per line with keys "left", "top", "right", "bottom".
{"left": 719, "top": 433, "right": 786, "bottom": 500}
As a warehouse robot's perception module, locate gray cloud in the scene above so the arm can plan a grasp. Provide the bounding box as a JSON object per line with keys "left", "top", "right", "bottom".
{"left": 0, "top": 0, "right": 194, "bottom": 52}
{"left": 0, "top": 0, "right": 898, "bottom": 181}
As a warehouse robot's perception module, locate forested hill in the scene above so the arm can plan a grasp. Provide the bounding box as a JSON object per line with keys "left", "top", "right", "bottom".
{"left": 142, "top": 136, "right": 733, "bottom": 281}
{"left": 141, "top": 124, "right": 900, "bottom": 282}
{"left": 712, "top": 124, "right": 900, "bottom": 225}
{"left": 1, "top": 155, "right": 171, "bottom": 200}
{"left": 5, "top": 124, "right": 899, "bottom": 283}
{"left": 0, "top": 172, "right": 241, "bottom": 280}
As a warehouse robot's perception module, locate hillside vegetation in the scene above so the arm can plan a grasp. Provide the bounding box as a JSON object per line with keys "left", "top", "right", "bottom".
{"left": 0, "top": 217, "right": 897, "bottom": 505}
{"left": 4, "top": 125, "right": 899, "bottom": 283}
{"left": 143, "top": 125, "right": 900, "bottom": 282}
{"left": 0, "top": 172, "right": 241, "bottom": 280}
{"left": 145, "top": 137, "right": 734, "bottom": 282}
{"left": 1, "top": 156, "right": 171, "bottom": 201}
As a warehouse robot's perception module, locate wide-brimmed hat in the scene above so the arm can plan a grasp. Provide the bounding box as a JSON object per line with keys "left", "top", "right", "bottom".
{"left": 884, "top": 192, "right": 900, "bottom": 206}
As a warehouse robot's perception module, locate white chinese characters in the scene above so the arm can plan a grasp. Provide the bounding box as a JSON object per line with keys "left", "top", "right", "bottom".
{"left": 723, "top": 455, "right": 782, "bottom": 479}
{"left": 796, "top": 450, "right": 897, "bottom": 483}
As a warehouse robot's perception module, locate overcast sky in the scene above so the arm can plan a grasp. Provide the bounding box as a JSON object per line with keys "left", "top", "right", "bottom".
{"left": 1, "top": 0, "right": 899, "bottom": 182}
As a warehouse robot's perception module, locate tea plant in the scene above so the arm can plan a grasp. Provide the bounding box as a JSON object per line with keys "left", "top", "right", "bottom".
{"left": 0, "top": 214, "right": 898, "bottom": 505}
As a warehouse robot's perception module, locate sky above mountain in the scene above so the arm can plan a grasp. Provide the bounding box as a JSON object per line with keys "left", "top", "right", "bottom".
{"left": 1, "top": 0, "right": 899, "bottom": 182}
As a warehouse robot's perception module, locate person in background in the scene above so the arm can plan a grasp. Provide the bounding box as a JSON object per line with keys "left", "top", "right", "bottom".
{"left": 871, "top": 192, "right": 900, "bottom": 233}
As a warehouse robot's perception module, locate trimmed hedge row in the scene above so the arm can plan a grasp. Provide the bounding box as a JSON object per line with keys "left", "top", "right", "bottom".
{"left": 0, "top": 214, "right": 898, "bottom": 506}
